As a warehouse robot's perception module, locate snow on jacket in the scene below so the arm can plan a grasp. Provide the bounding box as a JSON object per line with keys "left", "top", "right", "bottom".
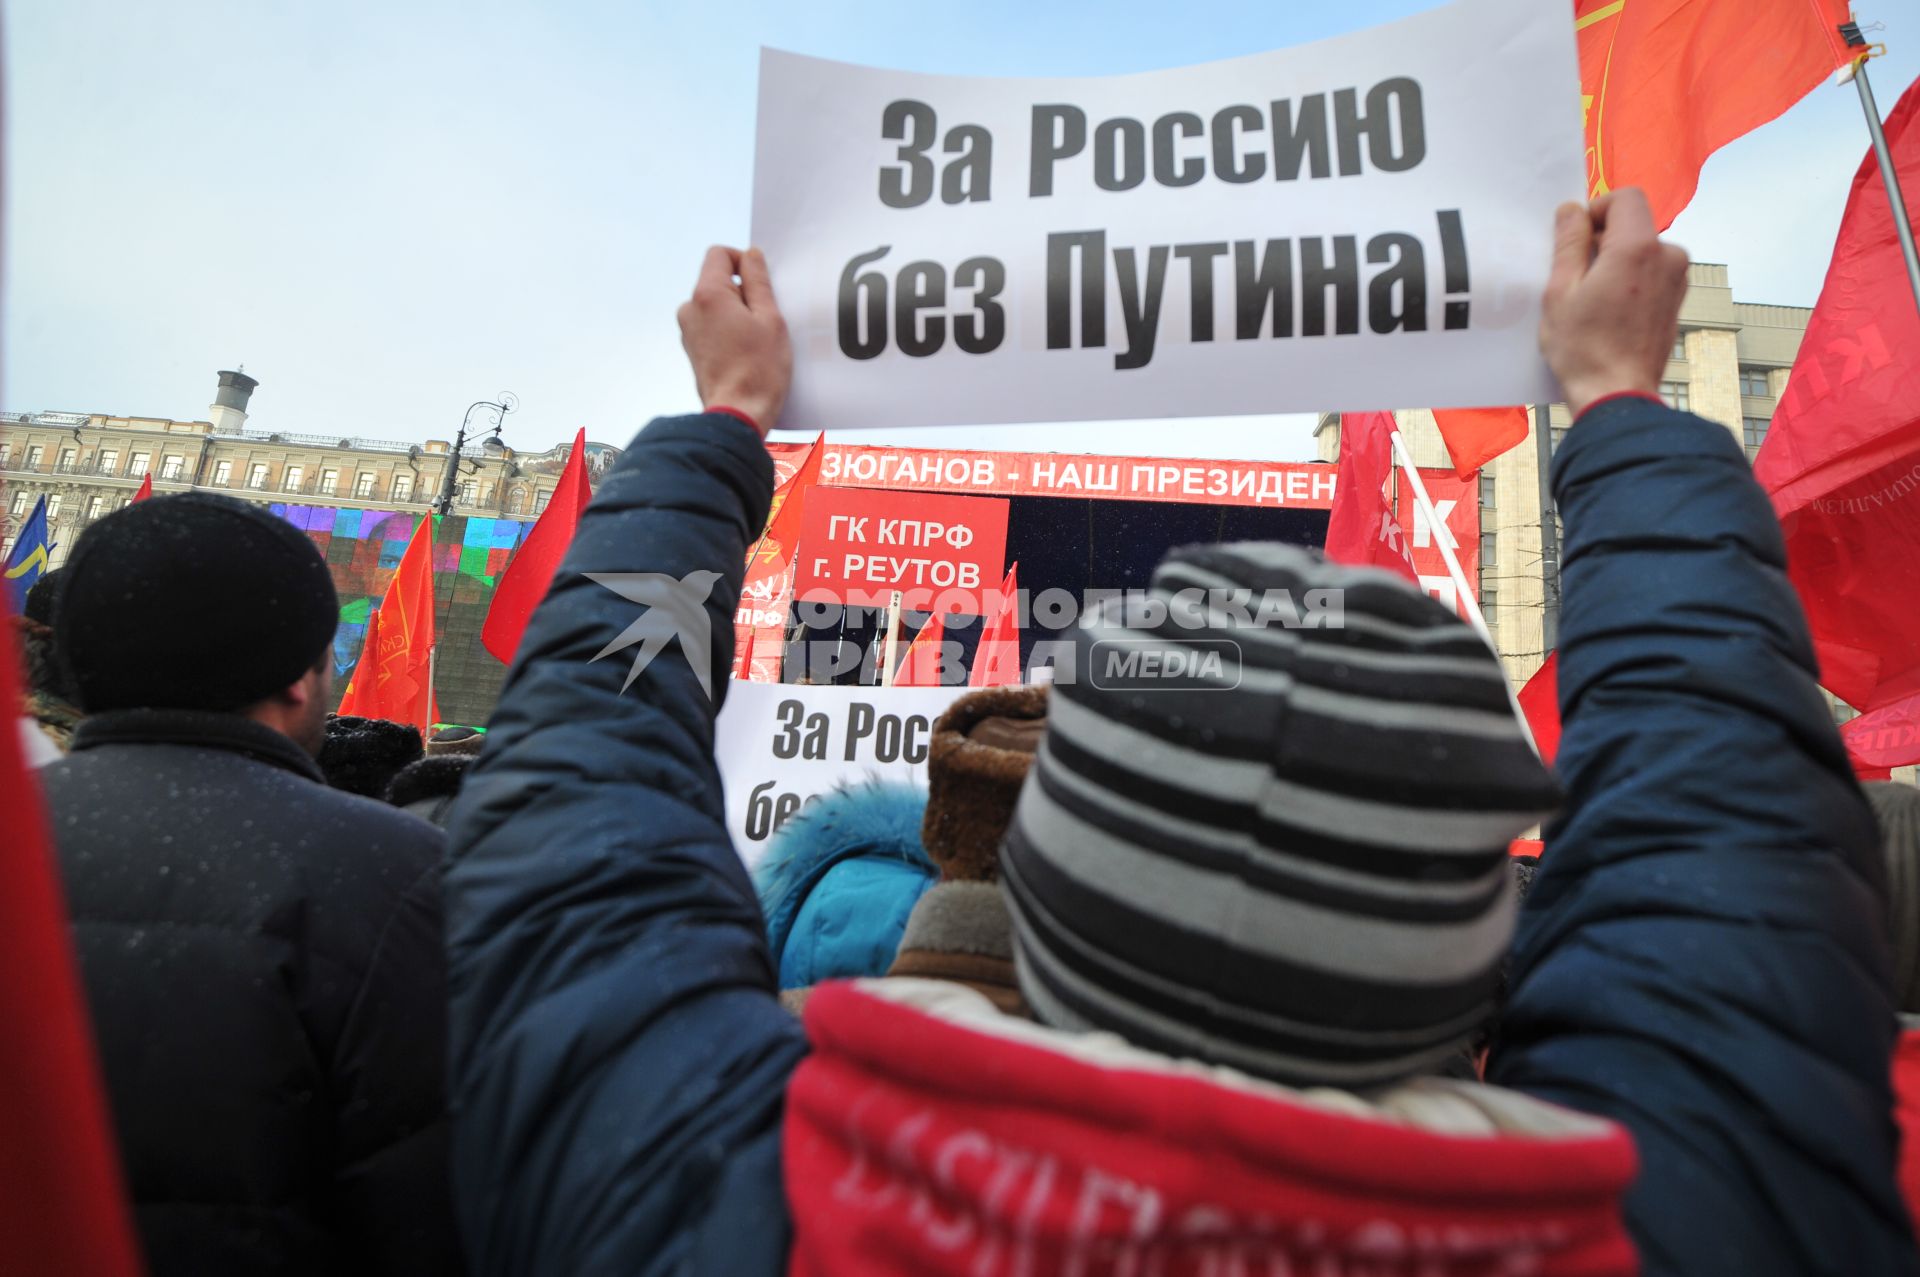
{"left": 756, "top": 780, "right": 937, "bottom": 989}
{"left": 44, "top": 708, "right": 462, "bottom": 1275}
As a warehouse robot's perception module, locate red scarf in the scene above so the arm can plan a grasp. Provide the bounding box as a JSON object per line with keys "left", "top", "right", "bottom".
{"left": 786, "top": 980, "right": 1638, "bottom": 1276}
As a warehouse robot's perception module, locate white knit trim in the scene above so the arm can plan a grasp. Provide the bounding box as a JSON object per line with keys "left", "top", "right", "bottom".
{"left": 853, "top": 978, "right": 1616, "bottom": 1142}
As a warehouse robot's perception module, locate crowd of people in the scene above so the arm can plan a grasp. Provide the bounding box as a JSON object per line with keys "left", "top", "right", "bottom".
{"left": 14, "top": 189, "right": 1920, "bottom": 1275}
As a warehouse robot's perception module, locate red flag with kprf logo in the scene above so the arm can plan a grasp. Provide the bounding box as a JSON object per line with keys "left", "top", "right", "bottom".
{"left": 896, "top": 613, "right": 946, "bottom": 688}
{"left": 1324, "top": 412, "right": 1418, "bottom": 583}
{"left": 1756, "top": 79, "right": 1920, "bottom": 727}
{"left": 1578, "top": 0, "right": 1854, "bottom": 230}
{"left": 338, "top": 516, "right": 438, "bottom": 733}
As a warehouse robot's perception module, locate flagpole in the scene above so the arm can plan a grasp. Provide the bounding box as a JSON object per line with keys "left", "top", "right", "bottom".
{"left": 880, "top": 589, "right": 903, "bottom": 688}
{"left": 1533, "top": 404, "right": 1561, "bottom": 654}
{"left": 1390, "top": 430, "right": 1541, "bottom": 757}
{"left": 1848, "top": 50, "right": 1920, "bottom": 317}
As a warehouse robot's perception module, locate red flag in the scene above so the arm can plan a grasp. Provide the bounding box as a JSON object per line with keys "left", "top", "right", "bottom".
{"left": 130, "top": 473, "right": 153, "bottom": 503}
{"left": 970, "top": 564, "right": 1022, "bottom": 688}
{"left": 1842, "top": 692, "right": 1920, "bottom": 772}
{"left": 755, "top": 432, "right": 825, "bottom": 577}
{"left": 336, "top": 606, "right": 417, "bottom": 723}
{"left": 482, "top": 427, "right": 593, "bottom": 664}
{"left": 1755, "top": 80, "right": 1920, "bottom": 712}
{"left": 1432, "top": 407, "right": 1530, "bottom": 480}
{"left": 739, "top": 434, "right": 824, "bottom": 657}
{"left": 338, "top": 517, "right": 437, "bottom": 732}
{"left": 1324, "top": 412, "right": 1418, "bottom": 583}
{"left": 897, "top": 613, "right": 946, "bottom": 688}
{"left": 0, "top": 602, "right": 144, "bottom": 1275}
{"left": 734, "top": 625, "right": 757, "bottom": 682}
{"left": 1518, "top": 653, "right": 1562, "bottom": 768}
{"left": 1578, "top": 0, "right": 1854, "bottom": 229}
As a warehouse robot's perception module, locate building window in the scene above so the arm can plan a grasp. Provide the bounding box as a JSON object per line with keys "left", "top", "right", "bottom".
{"left": 1740, "top": 366, "right": 1771, "bottom": 397}
{"left": 86, "top": 495, "right": 106, "bottom": 521}
{"left": 10, "top": 490, "right": 30, "bottom": 517}
{"left": 1671, "top": 333, "right": 1687, "bottom": 360}
{"left": 25, "top": 445, "right": 44, "bottom": 468}
{"left": 45, "top": 495, "right": 61, "bottom": 519}
{"left": 1550, "top": 425, "right": 1568, "bottom": 454}
{"left": 57, "top": 447, "right": 77, "bottom": 472}
{"left": 213, "top": 460, "right": 232, "bottom": 486}
{"left": 282, "top": 465, "right": 304, "bottom": 493}
{"left": 534, "top": 491, "right": 549, "bottom": 514}
{"left": 1480, "top": 530, "right": 1498, "bottom": 567}
{"left": 1659, "top": 380, "right": 1689, "bottom": 412}
{"left": 0, "top": 443, "right": 10, "bottom": 468}
{"left": 354, "top": 472, "right": 375, "bottom": 498}
{"left": 247, "top": 463, "right": 269, "bottom": 489}
{"left": 508, "top": 485, "right": 527, "bottom": 514}
{"left": 1480, "top": 583, "right": 1497, "bottom": 629}
{"left": 160, "top": 455, "right": 185, "bottom": 480}
{"left": 392, "top": 474, "right": 414, "bottom": 501}
{"left": 1743, "top": 416, "right": 1771, "bottom": 456}
{"left": 320, "top": 468, "right": 339, "bottom": 495}
{"left": 460, "top": 479, "right": 478, "bottom": 504}
{"left": 97, "top": 449, "right": 119, "bottom": 475}
{"left": 1479, "top": 474, "right": 1496, "bottom": 509}
{"left": 129, "top": 452, "right": 151, "bottom": 478}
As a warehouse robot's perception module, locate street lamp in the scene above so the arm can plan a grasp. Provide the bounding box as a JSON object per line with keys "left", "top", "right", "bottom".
{"left": 436, "top": 393, "right": 517, "bottom": 516}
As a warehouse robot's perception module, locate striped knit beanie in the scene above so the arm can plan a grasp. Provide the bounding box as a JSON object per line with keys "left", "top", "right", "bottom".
{"left": 1000, "top": 542, "right": 1561, "bottom": 1089}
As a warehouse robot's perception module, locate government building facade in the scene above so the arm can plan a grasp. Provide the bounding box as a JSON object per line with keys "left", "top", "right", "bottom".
{"left": 1, "top": 370, "right": 612, "bottom": 566}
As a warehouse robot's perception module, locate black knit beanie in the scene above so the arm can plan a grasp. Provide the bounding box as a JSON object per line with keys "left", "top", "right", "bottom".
{"left": 1001, "top": 542, "right": 1561, "bottom": 1089}
{"left": 56, "top": 493, "right": 339, "bottom": 713}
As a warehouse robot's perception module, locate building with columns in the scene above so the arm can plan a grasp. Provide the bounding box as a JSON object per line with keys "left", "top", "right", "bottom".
{"left": 2, "top": 371, "right": 619, "bottom": 724}
{"left": 1317, "top": 261, "right": 1828, "bottom": 702}
{"left": 1, "top": 370, "right": 612, "bottom": 569}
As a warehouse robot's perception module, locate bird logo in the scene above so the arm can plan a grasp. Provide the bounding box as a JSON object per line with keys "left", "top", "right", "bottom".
{"left": 586, "top": 570, "right": 726, "bottom": 699}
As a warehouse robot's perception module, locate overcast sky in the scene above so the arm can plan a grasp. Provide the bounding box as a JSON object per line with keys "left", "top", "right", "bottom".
{"left": 8, "top": 0, "right": 1917, "bottom": 461}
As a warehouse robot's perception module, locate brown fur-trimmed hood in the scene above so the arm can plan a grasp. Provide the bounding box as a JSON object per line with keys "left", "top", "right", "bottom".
{"left": 920, "top": 684, "right": 1048, "bottom": 881}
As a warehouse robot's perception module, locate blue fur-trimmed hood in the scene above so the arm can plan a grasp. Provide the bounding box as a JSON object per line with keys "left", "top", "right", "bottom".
{"left": 755, "top": 780, "right": 936, "bottom": 988}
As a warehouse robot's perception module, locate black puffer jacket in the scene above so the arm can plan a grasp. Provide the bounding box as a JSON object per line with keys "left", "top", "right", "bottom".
{"left": 40, "top": 709, "right": 463, "bottom": 1276}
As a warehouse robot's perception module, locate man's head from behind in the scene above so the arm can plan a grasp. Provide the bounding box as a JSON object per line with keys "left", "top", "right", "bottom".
{"left": 56, "top": 494, "right": 340, "bottom": 754}
{"left": 1000, "top": 543, "right": 1561, "bottom": 1092}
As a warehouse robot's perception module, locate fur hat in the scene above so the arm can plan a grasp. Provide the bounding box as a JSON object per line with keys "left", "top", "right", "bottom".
{"left": 318, "top": 714, "right": 425, "bottom": 799}
{"left": 921, "top": 685, "right": 1048, "bottom": 881}
{"left": 427, "top": 725, "right": 486, "bottom": 756}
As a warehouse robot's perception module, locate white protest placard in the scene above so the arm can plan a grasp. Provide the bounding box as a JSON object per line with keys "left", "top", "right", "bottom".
{"left": 716, "top": 679, "right": 973, "bottom": 871}
{"left": 751, "top": 0, "right": 1582, "bottom": 431}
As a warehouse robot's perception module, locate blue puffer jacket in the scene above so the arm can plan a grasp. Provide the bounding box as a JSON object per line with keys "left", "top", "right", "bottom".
{"left": 1489, "top": 396, "right": 1915, "bottom": 1274}
{"left": 445, "top": 405, "right": 1915, "bottom": 1276}
{"left": 755, "top": 781, "right": 936, "bottom": 989}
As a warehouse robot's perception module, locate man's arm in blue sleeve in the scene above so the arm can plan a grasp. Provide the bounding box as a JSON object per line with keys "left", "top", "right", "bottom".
{"left": 1490, "top": 396, "right": 1915, "bottom": 1275}
{"left": 442, "top": 412, "right": 804, "bottom": 1277}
